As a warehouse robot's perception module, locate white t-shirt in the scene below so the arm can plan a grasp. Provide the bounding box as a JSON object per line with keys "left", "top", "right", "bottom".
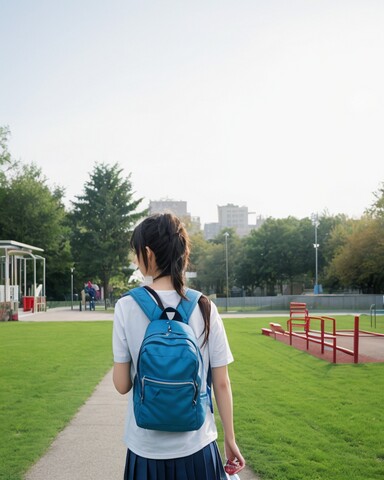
{"left": 113, "top": 289, "right": 234, "bottom": 459}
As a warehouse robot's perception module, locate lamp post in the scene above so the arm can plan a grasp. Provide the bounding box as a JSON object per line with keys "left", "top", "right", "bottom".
{"left": 311, "top": 214, "right": 320, "bottom": 294}
{"left": 224, "top": 232, "right": 229, "bottom": 312}
{"left": 70, "top": 267, "right": 75, "bottom": 310}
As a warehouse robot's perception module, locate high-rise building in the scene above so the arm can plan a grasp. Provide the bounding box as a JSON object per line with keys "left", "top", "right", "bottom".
{"left": 218, "top": 204, "right": 250, "bottom": 236}
{"left": 204, "top": 203, "right": 262, "bottom": 239}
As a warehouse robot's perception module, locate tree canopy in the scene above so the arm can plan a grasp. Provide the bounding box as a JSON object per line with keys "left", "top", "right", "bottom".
{"left": 70, "top": 162, "right": 146, "bottom": 303}
{"left": 327, "top": 217, "right": 384, "bottom": 293}
{"left": 0, "top": 163, "right": 72, "bottom": 298}
{"left": 189, "top": 229, "right": 239, "bottom": 295}
{"left": 366, "top": 182, "right": 384, "bottom": 218}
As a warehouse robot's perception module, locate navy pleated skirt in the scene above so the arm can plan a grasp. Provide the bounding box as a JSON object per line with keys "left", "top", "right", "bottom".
{"left": 124, "top": 441, "right": 227, "bottom": 480}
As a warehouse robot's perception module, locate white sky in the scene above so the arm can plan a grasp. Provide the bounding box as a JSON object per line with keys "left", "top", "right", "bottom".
{"left": 1, "top": 0, "right": 384, "bottom": 226}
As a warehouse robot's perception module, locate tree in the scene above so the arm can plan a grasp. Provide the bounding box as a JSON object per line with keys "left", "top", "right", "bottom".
{"left": 326, "top": 216, "right": 384, "bottom": 293}
{"left": 321, "top": 216, "right": 356, "bottom": 292}
{"left": 0, "top": 163, "right": 72, "bottom": 299}
{"left": 321, "top": 183, "right": 384, "bottom": 293}
{"left": 189, "top": 232, "right": 224, "bottom": 294}
{"left": 235, "top": 229, "right": 268, "bottom": 294}
{"left": 188, "top": 229, "right": 240, "bottom": 296}
{"left": 235, "top": 213, "right": 352, "bottom": 295}
{"left": 235, "top": 217, "right": 313, "bottom": 295}
{"left": 70, "top": 163, "right": 146, "bottom": 305}
{"left": 366, "top": 182, "right": 384, "bottom": 218}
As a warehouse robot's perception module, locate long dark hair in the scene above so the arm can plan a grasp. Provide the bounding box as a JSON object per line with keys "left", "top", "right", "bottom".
{"left": 130, "top": 213, "right": 190, "bottom": 298}
{"left": 130, "top": 213, "right": 211, "bottom": 345}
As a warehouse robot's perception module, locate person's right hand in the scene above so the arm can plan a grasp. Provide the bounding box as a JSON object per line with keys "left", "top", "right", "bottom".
{"left": 224, "top": 438, "right": 245, "bottom": 469}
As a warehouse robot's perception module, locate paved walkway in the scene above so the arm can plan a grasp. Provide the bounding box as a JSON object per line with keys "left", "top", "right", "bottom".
{"left": 19, "top": 306, "right": 115, "bottom": 322}
{"left": 23, "top": 308, "right": 259, "bottom": 480}
{"left": 25, "top": 369, "right": 128, "bottom": 480}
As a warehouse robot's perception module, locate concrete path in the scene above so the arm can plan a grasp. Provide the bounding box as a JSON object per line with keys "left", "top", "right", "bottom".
{"left": 23, "top": 308, "right": 259, "bottom": 480}
{"left": 24, "top": 370, "right": 258, "bottom": 480}
{"left": 19, "top": 306, "right": 115, "bottom": 322}
{"left": 25, "top": 369, "right": 128, "bottom": 480}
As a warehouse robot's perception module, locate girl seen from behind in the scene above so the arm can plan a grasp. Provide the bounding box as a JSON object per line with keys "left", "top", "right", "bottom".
{"left": 113, "top": 213, "right": 245, "bottom": 480}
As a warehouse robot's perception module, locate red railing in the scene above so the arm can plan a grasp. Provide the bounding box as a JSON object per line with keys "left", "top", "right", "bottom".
{"left": 354, "top": 315, "right": 359, "bottom": 364}
{"left": 286, "top": 315, "right": 361, "bottom": 363}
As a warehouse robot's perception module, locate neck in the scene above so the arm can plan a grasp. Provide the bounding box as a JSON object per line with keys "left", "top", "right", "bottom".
{"left": 150, "top": 275, "right": 174, "bottom": 290}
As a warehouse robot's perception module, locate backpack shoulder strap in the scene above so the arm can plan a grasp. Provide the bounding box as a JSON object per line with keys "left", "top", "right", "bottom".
{"left": 177, "top": 288, "right": 202, "bottom": 324}
{"left": 179, "top": 288, "right": 214, "bottom": 413}
{"left": 142, "top": 286, "right": 165, "bottom": 309}
{"left": 127, "top": 287, "right": 163, "bottom": 321}
{"left": 126, "top": 286, "right": 202, "bottom": 324}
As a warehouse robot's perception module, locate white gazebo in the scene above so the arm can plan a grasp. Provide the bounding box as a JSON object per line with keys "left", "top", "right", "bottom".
{"left": 0, "top": 240, "right": 46, "bottom": 319}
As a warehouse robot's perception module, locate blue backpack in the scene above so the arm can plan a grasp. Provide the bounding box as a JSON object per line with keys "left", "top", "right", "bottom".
{"left": 128, "top": 286, "right": 212, "bottom": 432}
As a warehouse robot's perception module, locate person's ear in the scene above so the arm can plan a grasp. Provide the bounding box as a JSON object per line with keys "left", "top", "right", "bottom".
{"left": 145, "top": 247, "right": 157, "bottom": 271}
{"left": 145, "top": 246, "right": 152, "bottom": 260}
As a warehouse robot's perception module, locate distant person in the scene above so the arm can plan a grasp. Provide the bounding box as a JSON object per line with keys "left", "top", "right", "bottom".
{"left": 86, "top": 281, "right": 96, "bottom": 311}
{"left": 112, "top": 213, "right": 245, "bottom": 479}
{"left": 94, "top": 283, "right": 101, "bottom": 300}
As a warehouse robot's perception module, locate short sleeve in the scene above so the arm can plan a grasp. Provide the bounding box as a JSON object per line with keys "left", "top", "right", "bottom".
{"left": 208, "top": 302, "right": 234, "bottom": 368}
{"left": 112, "top": 300, "right": 131, "bottom": 363}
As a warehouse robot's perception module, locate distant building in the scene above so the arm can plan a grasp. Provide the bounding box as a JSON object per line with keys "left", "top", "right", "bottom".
{"left": 203, "top": 222, "right": 221, "bottom": 240}
{"left": 148, "top": 200, "right": 264, "bottom": 239}
{"left": 218, "top": 204, "right": 251, "bottom": 237}
{"left": 203, "top": 204, "right": 264, "bottom": 239}
{"left": 149, "top": 199, "right": 201, "bottom": 234}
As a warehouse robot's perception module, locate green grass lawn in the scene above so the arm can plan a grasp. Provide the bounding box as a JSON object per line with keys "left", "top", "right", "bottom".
{"left": 223, "top": 315, "right": 384, "bottom": 480}
{"left": 0, "top": 321, "right": 113, "bottom": 480}
{"left": 1, "top": 315, "right": 384, "bottom": 480}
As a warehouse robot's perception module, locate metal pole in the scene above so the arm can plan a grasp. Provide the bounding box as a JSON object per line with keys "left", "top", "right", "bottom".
{"left": 311, "top": 213, "right": 320, "bottom": 294}
{"left": 24, "top": 258, "right": 27, "bottom": 297}
{"left": 43, "top": 257, "right": 46, "bottom": 298}
{"left": 33, "top": 256, "right": 37, "bottom": 312}
{"left": 5, "top": 249, "right": 10, "bottom": 302}
{"left": 71, "top": 268, "right": 74, "bottom": 311}
{"left": 224, "top": 232, "right": 229, "bottom": 312}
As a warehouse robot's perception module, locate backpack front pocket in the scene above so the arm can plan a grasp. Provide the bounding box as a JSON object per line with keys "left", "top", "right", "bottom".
{"left": 135, "top": 376, "right": 202, "bottom": 432}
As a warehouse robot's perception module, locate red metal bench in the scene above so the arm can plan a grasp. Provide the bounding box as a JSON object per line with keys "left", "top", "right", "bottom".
{"left": 289, "top": 302, "right": 308, "bottom": 319}
{"left": 287, "top": 302, "right": 309, "bottom": 339}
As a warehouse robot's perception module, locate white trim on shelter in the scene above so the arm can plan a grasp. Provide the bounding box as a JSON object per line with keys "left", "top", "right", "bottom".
{"left": 0, "top": 240, "right": 46, "bottom": 315}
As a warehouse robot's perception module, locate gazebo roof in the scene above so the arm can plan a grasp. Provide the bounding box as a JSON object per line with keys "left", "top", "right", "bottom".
{"left": 0, "top": 240, "right": 44, "bottom": 253}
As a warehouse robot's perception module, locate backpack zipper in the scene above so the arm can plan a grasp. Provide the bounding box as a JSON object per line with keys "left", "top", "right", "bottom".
{"left": 141, "top": 376, "right": 197, "bottom": 402}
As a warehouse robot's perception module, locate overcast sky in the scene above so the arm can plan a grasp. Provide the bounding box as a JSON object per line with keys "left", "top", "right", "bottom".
{"left": 1, "top": 0, "right": 384, "bottom": 226}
